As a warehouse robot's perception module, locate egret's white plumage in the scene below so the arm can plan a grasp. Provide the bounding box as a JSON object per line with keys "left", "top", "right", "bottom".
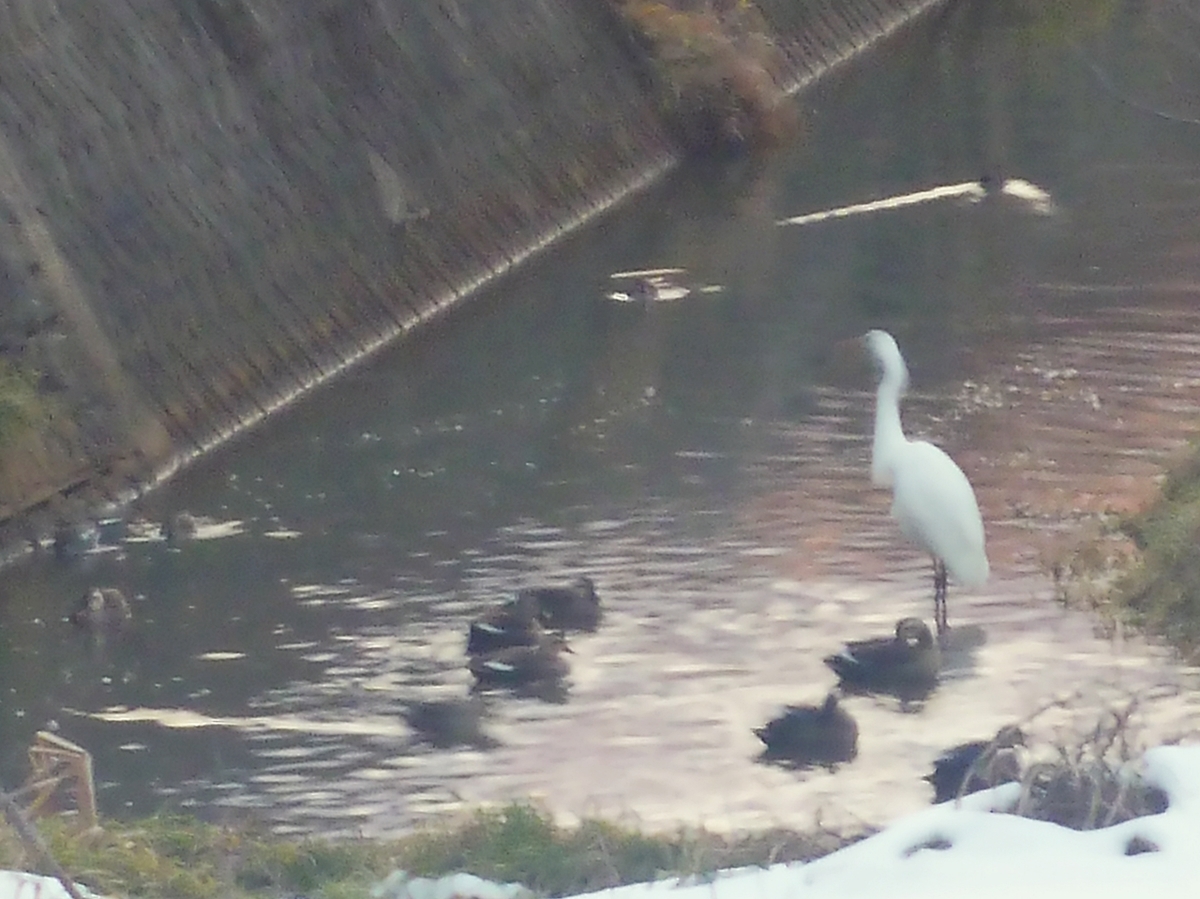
{"left": 864, "top": 330, "right": 988, "bottom": 634}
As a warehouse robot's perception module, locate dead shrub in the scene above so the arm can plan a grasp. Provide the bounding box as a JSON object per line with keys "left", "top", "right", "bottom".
{"left": 610, "top": 1, "right": 796, "bottom": 156}
{"left": 1008, "top": 696, "right": 1172, "bottom": 831}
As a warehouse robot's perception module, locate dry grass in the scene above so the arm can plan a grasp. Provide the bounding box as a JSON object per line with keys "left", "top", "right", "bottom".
{"left": 609, "top": 1, "right": 796, "bottom": 156}
{"left": 1008, "top": 699, "right": 1171, "bottom": 832}
{"left": 939, "top": 688, "right": 1184, "bottom": 852}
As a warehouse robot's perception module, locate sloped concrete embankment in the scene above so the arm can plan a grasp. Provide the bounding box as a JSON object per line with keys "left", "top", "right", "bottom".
{"left": 0, "top": 0, "right": 944, "bottom": 545}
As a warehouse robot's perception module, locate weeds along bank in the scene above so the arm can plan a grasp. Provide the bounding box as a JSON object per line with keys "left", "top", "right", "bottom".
{"left": 0, "top": 802, "right": 862, "bottom": 899}
{"left": 0, "top": 721, "right": 1178, "bottom": 899}
{"left": 0, "top": 0, "right": 943, "bottom": 548}
{"left": 1053, "top": 440, "right": 1200, "bottom": 665}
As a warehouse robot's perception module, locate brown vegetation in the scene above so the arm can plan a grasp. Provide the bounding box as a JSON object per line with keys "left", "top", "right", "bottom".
{"left": 1009, "top": 701, "right": 1169, "bottom": 832}
{"left": 609, "top": 1, "right": 796, "bottom": 156}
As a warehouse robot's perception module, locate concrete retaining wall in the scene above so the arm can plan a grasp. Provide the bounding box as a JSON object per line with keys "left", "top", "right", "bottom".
{"left": 0, "top": 0, "right": 945, "bottom": 542}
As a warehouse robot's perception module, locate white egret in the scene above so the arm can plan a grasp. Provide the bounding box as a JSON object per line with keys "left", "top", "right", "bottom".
{"left": 863, "top": 329, "right": 988, "bottom": 637}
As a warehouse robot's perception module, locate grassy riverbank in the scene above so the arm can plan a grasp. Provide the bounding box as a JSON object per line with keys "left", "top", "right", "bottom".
{"left": 1052, "top": 440, "right": 1200, "bottom": 663}
{"left": 2, "top": 718, "right": 1168, "bottom": 899}
{"left": 0, "top": 361, "right": 43, "bottom": 449}
{"left": 1109, "top": 443, "right": 1200, "bottom": 659}
{"left": 0, "top": 804, "right": 864, "bottom": 899}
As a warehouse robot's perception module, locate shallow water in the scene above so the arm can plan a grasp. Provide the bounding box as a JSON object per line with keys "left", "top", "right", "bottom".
{"left": 5, "top": 3, "right": 1200, "bottom": 836}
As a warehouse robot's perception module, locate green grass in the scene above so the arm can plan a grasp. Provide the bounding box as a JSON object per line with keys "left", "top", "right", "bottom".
{"left": 1045, "top": 440, "right": 1200, "bottom": 662}
{"left": 0, "top": 804, "right": 865, "bottom": 899}
{"left": 0, "top": 813, "right": 389, "bottom": 899}
{"left": 1108, "top": 441, "right": 1200, "bottom": 660}
{"left": 0, "top": 360, "right": 44, "bottom": 446}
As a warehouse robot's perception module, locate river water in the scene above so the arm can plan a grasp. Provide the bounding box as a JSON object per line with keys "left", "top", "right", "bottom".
{"left": 4, "top": 2, "right": 1200, "bottom": 837}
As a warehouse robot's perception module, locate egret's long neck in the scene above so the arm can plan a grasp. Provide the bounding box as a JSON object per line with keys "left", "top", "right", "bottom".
{"left": 871, "top": 366, "right": 908, "bottom": 487}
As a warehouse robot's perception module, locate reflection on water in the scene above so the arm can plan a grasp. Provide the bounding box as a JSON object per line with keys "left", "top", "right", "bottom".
{"left": 5, "top": 4, "right": 1200, "bottom": 837}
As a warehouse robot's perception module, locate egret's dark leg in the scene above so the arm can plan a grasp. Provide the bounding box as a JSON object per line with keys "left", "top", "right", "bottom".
{"left": 933, "top": 559, "right": 948, "bottom": 637}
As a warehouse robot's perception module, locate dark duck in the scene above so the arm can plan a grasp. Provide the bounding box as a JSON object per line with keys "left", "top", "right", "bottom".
{"left": 755, "top": 693, "right": 859, "bottom": 766}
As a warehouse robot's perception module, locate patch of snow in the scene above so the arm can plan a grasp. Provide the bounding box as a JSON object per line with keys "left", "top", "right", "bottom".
{"left": 372, "top": 871, "right": 534, "bottom": 899}
{"left": 569, "top": 745, "right": 1200, "bottom": 899}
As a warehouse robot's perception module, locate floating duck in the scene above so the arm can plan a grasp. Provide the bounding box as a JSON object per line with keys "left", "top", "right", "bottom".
{"left": 401, "top": 698, "right": 498, "bottom": 750}
{"left": 53, "top": 520, "right": 99, "bottom": 559}
{"left": 606, "top": 268, "right": 692, "bottom": 303}
{"left": 467, "top": 594, "right": 544, "bottom": 655}
{"left": 164, "top": 511, "right": 199, "bottom": 543}
{"left": 824, "top": 617, "right": 940, "bottom": 698}
{"left": 521, "top": 576, "right": 601, "bottom": 631}
{"left": 95, "top": 516, "right": 128, "bottom": 546}
{"left": 69, "top": 587, "right": 132, "bottom": 628}
{"left": 755, "top": 692, "right": 858, "bottom": 766}
{"left": 469, "top": 634, "right": 572, "bottom": 688}
{"left": 926, "top": 724, "right": 1025, "bottom": 803}
{"left": 628, "top": 277, "right": 658, "bottom": 303}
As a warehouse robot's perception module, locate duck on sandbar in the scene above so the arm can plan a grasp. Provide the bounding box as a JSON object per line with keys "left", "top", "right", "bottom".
{"left": 824, "top": 617, "right": 940, "bottom": 698}
{"left": 755, "top": 692, "right": 858, "bottom": 766}
{"left": 69, "top": 587, "right": 132, "bottom": 628}
{"left": 467, "top": 593, "right": 544, "bottom": 655}
{"left": 521, "top": 576, "right": 601, "bottom": 631}
{"left": 926, "top": 724, "right": 1025, "bottom": 803}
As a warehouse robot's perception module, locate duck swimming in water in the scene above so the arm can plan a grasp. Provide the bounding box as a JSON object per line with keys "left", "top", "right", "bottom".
{"left": 164, "top": 511, "right": 199, "bottom": 543}
{"left": 469, "top": 633, "right": 572, "bottom": 688}
{"left": 69, "top": 587, "right": 132, "bottom": 628}
{"left": 926, "top": 724, "right": 1025, "bottom": 803}
{"left": 755, "top": 692, "right": 858, "bottom": 766}
{"left": 467, "top": 593, "right": 544, "bottom": 655}
{"left": 824, "top": 617, "right": 940, "bottom": 699}
{"left": 401, "top": 697, "right": 499, "bottom": 749}
{"left": 520, "top": 576, "right": 601, "bottom": 631}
